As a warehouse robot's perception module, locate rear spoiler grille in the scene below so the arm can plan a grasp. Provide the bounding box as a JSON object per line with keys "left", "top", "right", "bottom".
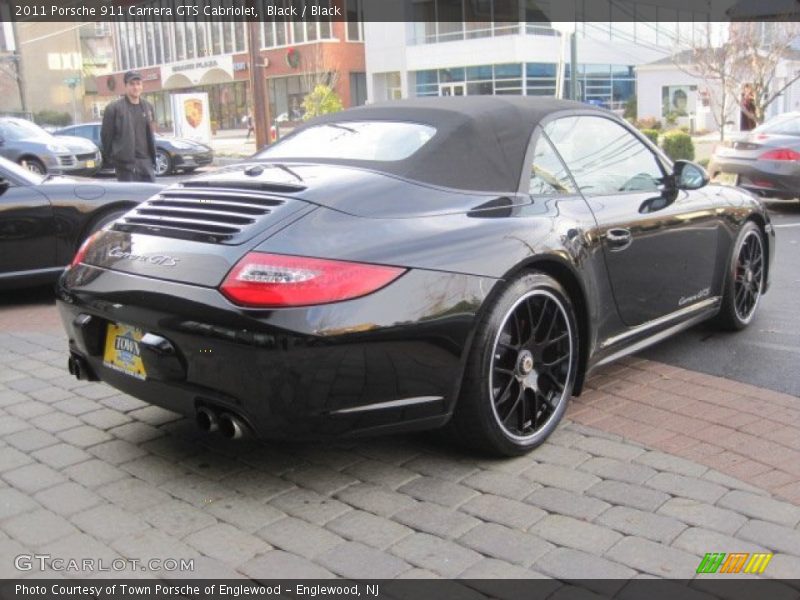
{"left": 113, "top": 186, "right": 295, "bottom": 244}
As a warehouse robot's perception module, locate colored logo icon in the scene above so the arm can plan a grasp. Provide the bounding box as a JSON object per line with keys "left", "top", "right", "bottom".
{"left": 696, "top": 552, "right": 773, "bottom": 574}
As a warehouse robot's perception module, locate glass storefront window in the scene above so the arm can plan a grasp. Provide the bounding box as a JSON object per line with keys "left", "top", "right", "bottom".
{"left": 347, "top": 0, "right": 364, "bottom": 40}
{"left": 466, "top": 65, "right": 492, "bottom": 81}
{"left": 154, "top": 22, "right": 164, "bottom": 64}
{"left": 466, "top": 82, "right": 492, "bottom": 95}
{"left": 223, "top": 20, "right": 234, "bottom": 53}
{"left": 211, "top": 22, "right": 223, "bottom": 55}
{"left": 526, "top": 63, "right": 556, "bottom": 78}
{"left": 196, "top": 21, "right": 210, "bottom": 57}
{"left": 175, "top": 22, "right": 187, "bottom": 61}
{"left": 439, "top": 68, "right": 465, "bottom": 83}
{"left": 495, "top": 63, "right": 522, "bottom": 78}
{"left": 234, "top": 22, "right": 246, "bottom": 52}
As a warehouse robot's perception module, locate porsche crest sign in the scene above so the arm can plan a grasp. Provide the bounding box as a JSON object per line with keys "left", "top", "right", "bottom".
{"left": 170, "top": 93, "right": 211, "bottom": 144}
{"left": 184, "top": 99, "right": 204, "bottom": 128}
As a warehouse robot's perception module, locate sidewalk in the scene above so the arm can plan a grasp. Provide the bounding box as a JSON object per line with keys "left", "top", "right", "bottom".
{"left": 210, "top": 128, "right": 257, "bottom": 161}
{"left": 1, "top": 299, "right": 799, "bottom": 583}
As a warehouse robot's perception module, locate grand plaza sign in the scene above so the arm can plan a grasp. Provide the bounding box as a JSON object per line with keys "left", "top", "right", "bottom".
{"left": 161, "top": 55, "right": 235, "bottom": 86}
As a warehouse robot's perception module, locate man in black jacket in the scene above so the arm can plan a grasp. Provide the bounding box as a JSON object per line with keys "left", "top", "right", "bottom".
{"left": 101, "top": 71, "right": 157, "bottom": 182}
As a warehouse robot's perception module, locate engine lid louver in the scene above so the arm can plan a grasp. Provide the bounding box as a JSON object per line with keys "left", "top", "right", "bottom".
{"left": 113, "top": 186, "right": 298, "bottom": 244}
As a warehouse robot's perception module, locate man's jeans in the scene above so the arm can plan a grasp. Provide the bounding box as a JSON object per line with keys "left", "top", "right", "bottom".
{"left": 115, "top": 158, "right": 156, "bottom": 182}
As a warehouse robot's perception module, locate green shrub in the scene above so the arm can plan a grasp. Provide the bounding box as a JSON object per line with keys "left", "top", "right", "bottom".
{"left": 698, "top": 158, "right": 710, "bottom": 168}
{"left": 640, "top": 129, "right": 660, "bottom": 145}
{"left": 661, "top": 130, "right": 695, "bottom": 161}
{"left": 302, "top": 84, "right": 343, "bottom": 120}
{"left": 33, "top": 110, "right": 72, "bottom": 127}
{"left": 664, "top": 111, "right": 679, "bottom": 127}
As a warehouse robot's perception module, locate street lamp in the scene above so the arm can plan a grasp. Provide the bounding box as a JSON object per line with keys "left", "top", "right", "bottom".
{"left": 64, "top": 75, "right": 80, "bottom": 124}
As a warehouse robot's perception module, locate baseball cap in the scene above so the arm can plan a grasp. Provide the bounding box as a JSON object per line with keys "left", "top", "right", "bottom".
{"left": 123, "top": 71, "right": 143, "bottom": 84}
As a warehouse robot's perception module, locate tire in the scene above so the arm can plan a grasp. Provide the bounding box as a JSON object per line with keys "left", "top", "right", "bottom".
{"left": 154, "top": 150, "right": 172, "bottom": 176}
{"left": 20, "top": 157, "right": 46, "bottom": 175}
{"left": 451, "top": 272, "right": 579, "bottom": 456}
{"left": 714, "top": 221, "right": 765, "bottom": 331}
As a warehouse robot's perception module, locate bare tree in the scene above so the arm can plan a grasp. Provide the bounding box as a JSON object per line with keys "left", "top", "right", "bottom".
{"left": 674, "top": 22, "right": 800, "bottom": 140}
{"left": 298, "top": 42, "right": 340, "bottom": 97}
{"left": 728, "top": 22, "right": 800, "bottom": 124}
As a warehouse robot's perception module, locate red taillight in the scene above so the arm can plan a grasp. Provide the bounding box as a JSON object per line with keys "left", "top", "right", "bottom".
{"left": 70, "top": 232, "right": 102, "bottom": 268}
{"left": 219, "top": 253, "right": 406, "bottom": 308}
{"left": 758, "top": 148, "right": 800, "bottom": 161}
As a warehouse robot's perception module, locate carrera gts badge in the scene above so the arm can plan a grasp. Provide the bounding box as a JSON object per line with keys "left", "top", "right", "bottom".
{"left": 109, "top": 246, "right": 180, "bottom": 267}
{"left": 678, "top": 287, "right": 710, "bottom": 307}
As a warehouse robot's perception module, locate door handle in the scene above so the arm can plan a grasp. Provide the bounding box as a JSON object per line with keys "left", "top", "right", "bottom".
{"left": 606, "top": 228, "right": 632, "bottom": 251}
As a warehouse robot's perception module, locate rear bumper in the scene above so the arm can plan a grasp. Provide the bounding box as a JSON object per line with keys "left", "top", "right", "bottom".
{"left": 56, "top": 264, "right": 491, "bottom": 440}
{"left": 708, "top": 157, "right": 800, "bottom": 199}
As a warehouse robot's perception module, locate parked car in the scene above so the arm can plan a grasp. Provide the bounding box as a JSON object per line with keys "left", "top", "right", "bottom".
{"left": 0, "top": 117, "right": 102, "bottom": 176}
{"left": 708, "top": 111, "right": 800, "bottom": 200}
{"left": 57, "top": 97, "right": 774, "bottom": 455}
{"left": 54, "top": 122, "right": 214, "bottom": 177}
{"left": 275, "top": 108, "right": 305, "bottom": 123}
{"left": 0, "top": 155, "right": 161, "bottom": 289}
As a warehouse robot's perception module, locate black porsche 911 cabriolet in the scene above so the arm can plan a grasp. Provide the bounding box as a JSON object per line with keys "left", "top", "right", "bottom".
{"left": 56, "top": 97, "right": 775, "bottom": 455}
{"left": 0, "top": 156, "right": 162, "bottom": 290}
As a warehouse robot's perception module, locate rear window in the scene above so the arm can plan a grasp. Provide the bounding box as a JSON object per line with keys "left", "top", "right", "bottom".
{"left": 256, "top": 121, "right": 436, "bottom": 162}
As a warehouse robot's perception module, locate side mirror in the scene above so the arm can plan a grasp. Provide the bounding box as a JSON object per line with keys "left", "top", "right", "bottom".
{"left": 673, "top": 160, "right": 709, "bottom": 190}
{"left": 0, "top": 177, "right": 9, "bottom": 195}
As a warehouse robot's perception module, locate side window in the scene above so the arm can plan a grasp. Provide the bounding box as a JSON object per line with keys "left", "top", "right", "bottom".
{"left": 544, "top": 116, "right": 665, "bottom": 196}
{"left": 528, "top": 131, "right": 576, "bottom": 195}
{"left": 70, "top": 126, "right": 90, "bottom": 139}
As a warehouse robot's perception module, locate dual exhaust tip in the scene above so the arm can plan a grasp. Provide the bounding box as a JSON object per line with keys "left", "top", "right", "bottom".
{"left": 67, "top": 355, "right": 98, "bottom": 382}
{"left": 196, "top": 406, "right": 248, "bottom": 440}
{"left": 67, "top": 356, "right": 247, "bottom": 440}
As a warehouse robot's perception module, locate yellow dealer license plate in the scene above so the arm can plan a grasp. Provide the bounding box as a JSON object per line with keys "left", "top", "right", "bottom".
{"left": 103, "top": 323, "right": 147, "bottom": 380}
{"left": 86, "top": 160, "right": 95, "bottom": 168}
{"left": 713, "top": 172, "right": 738, "bottom": 185}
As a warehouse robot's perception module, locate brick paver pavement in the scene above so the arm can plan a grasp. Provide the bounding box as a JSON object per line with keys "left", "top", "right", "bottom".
{"left": 1, "top": 303, "right": 799, "bottom": 585}
{"left": 571, "top": 359, "right": 800, "bottom": 504}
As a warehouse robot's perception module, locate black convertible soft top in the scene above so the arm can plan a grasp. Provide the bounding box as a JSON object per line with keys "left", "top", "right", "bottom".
{"left": 275, "top": 96, "right": 593, "bottom": 193}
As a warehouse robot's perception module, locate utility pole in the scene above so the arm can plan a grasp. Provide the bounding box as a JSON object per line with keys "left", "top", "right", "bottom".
{"left": 11, "top": 20, "right": 27, "bottom": 114}
{"left": 246, "top": 4, "right": 270, "bottom": 149}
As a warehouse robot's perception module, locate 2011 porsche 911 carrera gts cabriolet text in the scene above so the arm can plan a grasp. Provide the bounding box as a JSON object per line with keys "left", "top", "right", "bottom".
{"left": 56, "top": 97, "right": 775, "bottom": 455}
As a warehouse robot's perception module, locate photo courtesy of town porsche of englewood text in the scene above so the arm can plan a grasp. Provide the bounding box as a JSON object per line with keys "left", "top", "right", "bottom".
{"left": 0, "top": 2, "right": 800, "bottom": 599}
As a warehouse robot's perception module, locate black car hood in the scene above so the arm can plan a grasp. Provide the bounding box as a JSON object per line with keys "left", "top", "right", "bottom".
{"left": 182, "top": 161, "right": 529, "bottom": 219}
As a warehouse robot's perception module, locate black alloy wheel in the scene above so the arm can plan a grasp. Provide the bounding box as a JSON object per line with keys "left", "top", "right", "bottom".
{"left": 452, "top": 272, "right": 578, "bottom": 456}
{"left": 715, "top": 221, "right": 765, "bottom": 331}
{"left": 733, "top": 229, "right": 764, "bottom": 324}
{"left": 154, "top": 149, "right": 172, "bottom": 177}
{"left": 489, "top": 289, "right": 573, "bottom": 441}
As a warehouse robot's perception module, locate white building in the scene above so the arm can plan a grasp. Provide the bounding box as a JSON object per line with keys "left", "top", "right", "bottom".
{"left": 364, "top": 3, "right": 712, "bottom": 108}
{"left": 637, "top": 48, "right": 800, "bottom": 135}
